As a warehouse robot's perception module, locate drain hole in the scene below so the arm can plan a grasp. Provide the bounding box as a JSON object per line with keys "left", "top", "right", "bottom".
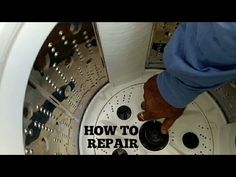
{"left": 182, "top": 132, "right": 199, "bottom": 149}
{"left": 112, "top": 148, "right": 128, "bottom": 155}
{"left": 139, "top": 121, "right": 169, "bottom": 151}
{"left": 117, "top": 105, "right": 131, "bottom": 120}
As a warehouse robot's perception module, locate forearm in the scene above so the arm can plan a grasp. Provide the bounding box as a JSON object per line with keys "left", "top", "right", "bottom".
{"left": 157, "top": 22, "right": 236, "bottom": 108}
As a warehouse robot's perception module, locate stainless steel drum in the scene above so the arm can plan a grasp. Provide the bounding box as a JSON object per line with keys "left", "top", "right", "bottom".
{"left": 21, "top": 22, "right": 236, "bottom": 155}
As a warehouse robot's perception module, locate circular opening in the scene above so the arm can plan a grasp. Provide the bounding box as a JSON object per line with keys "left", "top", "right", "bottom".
{"left": 139, "top": 121, "right": 169, "bottom": 151}
{"left": 117, "top": 105, "right": 131, "bottom": 120}
{"left": 112, "top": 148, "right": 128, "bottom": 155}
{"left": 182, "top": 132, "right": 199, "bottom": 149}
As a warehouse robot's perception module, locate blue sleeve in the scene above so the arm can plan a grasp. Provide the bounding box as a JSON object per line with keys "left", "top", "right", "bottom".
{"left": 157, "top": 22, "right": 236, "bottom": 108}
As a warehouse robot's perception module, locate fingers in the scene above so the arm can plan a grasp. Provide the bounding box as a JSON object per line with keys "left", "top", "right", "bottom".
{"left": 137, "top": 111, "right": 163, "bottom": 121}
{"left": 161, "top": 117, "right": 177, "bottom": 134}
{"left": 137, "top": 111, "right": 152, "bottom": 121}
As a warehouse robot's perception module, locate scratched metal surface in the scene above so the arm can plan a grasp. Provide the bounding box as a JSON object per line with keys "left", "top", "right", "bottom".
{"left": 23, "top": 22, "right": 108, "bottom": 155}
{"left": 146, "top": 22, "right": 180, "bottom": 69}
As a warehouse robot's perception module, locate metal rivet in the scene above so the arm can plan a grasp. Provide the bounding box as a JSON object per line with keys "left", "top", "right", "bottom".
{"left": 55, "top": 67, "right": 59, "bottom": 71}
{"left": 54, "top": 52, "right": 58, "bottom": 57}
{"left": 28, "top": 129, "right": 33, "bottom": 136}
{"left": 58, "top": 70, "right": 61, "bottom": 74}
{"left": 25, "top": 149, "right": 29, "bottom": 154}
{"left": 48, "top": 79, "right": 52, "bottom": 84}
{"left": 53, "top": 63, "right": 57, "bottom": 68}
{"left": 54, "top": 86, "right": 57, "bottom": 89}
{"left": 48, "top": 42, "right": 53, "bottom": 48}
{"left": 64, "top": 40, "right": 68, "bottom": 45}
{"left": 24, "top": 129, "right": 28, "bottom": 134}
{"left": 72, "top": 40, "right": 76, "bottom": 44}
{"left": 59, "top": 30, "right": 63, "bottom": 35}
{"left": 61, "top": 35, "right": 66, "bottom": 40}
{"left": 36, "top": 105, "right": 39, "bottom": 110}
{"left": 34, "top": 121, "right": 37, "bottom": 127}
{"left": 45, "top": 76, "right": 49, "bottom": 81}
{"left": 84, "top": 35, "right": 89, "bottom": 40}
{"left": 83, "top": 31, "right": 87, "bottom": 35}
{"left": 40, "top": 107, "right": 43, "bottom": 112}
{"left": 51, "top": 47, "right": 55, "bottom": 53}
{"left": 41, "top": 124, "right": 45, "bottom": 130}
{"left": 29, "top": 149, "right": 33, "bottom": 154}
{"left": 74, "top": 44, "right": 78, "bottom": 48}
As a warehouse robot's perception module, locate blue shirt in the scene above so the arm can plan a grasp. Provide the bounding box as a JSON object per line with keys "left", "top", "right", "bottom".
{"left": 157, "top": 22, "right": 236, "bottom": 108}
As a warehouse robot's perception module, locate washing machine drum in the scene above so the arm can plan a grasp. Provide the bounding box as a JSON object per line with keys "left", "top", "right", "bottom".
{"left": 7, "top": 22, "right": 233, "bottom": 155}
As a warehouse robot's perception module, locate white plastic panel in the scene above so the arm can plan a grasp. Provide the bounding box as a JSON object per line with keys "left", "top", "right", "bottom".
{"left": 97, "top": 22, "right": 153, "bottom": 86}
{"left": 80, "top": 70, "right": 229, "bottom": 155}
{"left": 0, "top": 23, "right": 22, "bottom": 81}
{"left": 0, "top": 23, "right": 56, "bottom": 154}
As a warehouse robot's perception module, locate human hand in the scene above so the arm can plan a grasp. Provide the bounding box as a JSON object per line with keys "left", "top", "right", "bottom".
{"left": 137, "top": 75, "right": 185, "bottom": 134}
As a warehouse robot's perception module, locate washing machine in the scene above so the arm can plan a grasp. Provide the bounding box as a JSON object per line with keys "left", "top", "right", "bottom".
{"left": 0, "top": 22, "right": 236, "bottom": 155}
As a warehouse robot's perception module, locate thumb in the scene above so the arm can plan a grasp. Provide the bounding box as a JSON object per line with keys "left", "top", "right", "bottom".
{"left": 161, "top": 117, "right": 176, "bottom": 134}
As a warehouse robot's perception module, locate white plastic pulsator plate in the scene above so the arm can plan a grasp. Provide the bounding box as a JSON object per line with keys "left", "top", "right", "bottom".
{"left": 79, "top": 70, "right": 227, "bottom": 155}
